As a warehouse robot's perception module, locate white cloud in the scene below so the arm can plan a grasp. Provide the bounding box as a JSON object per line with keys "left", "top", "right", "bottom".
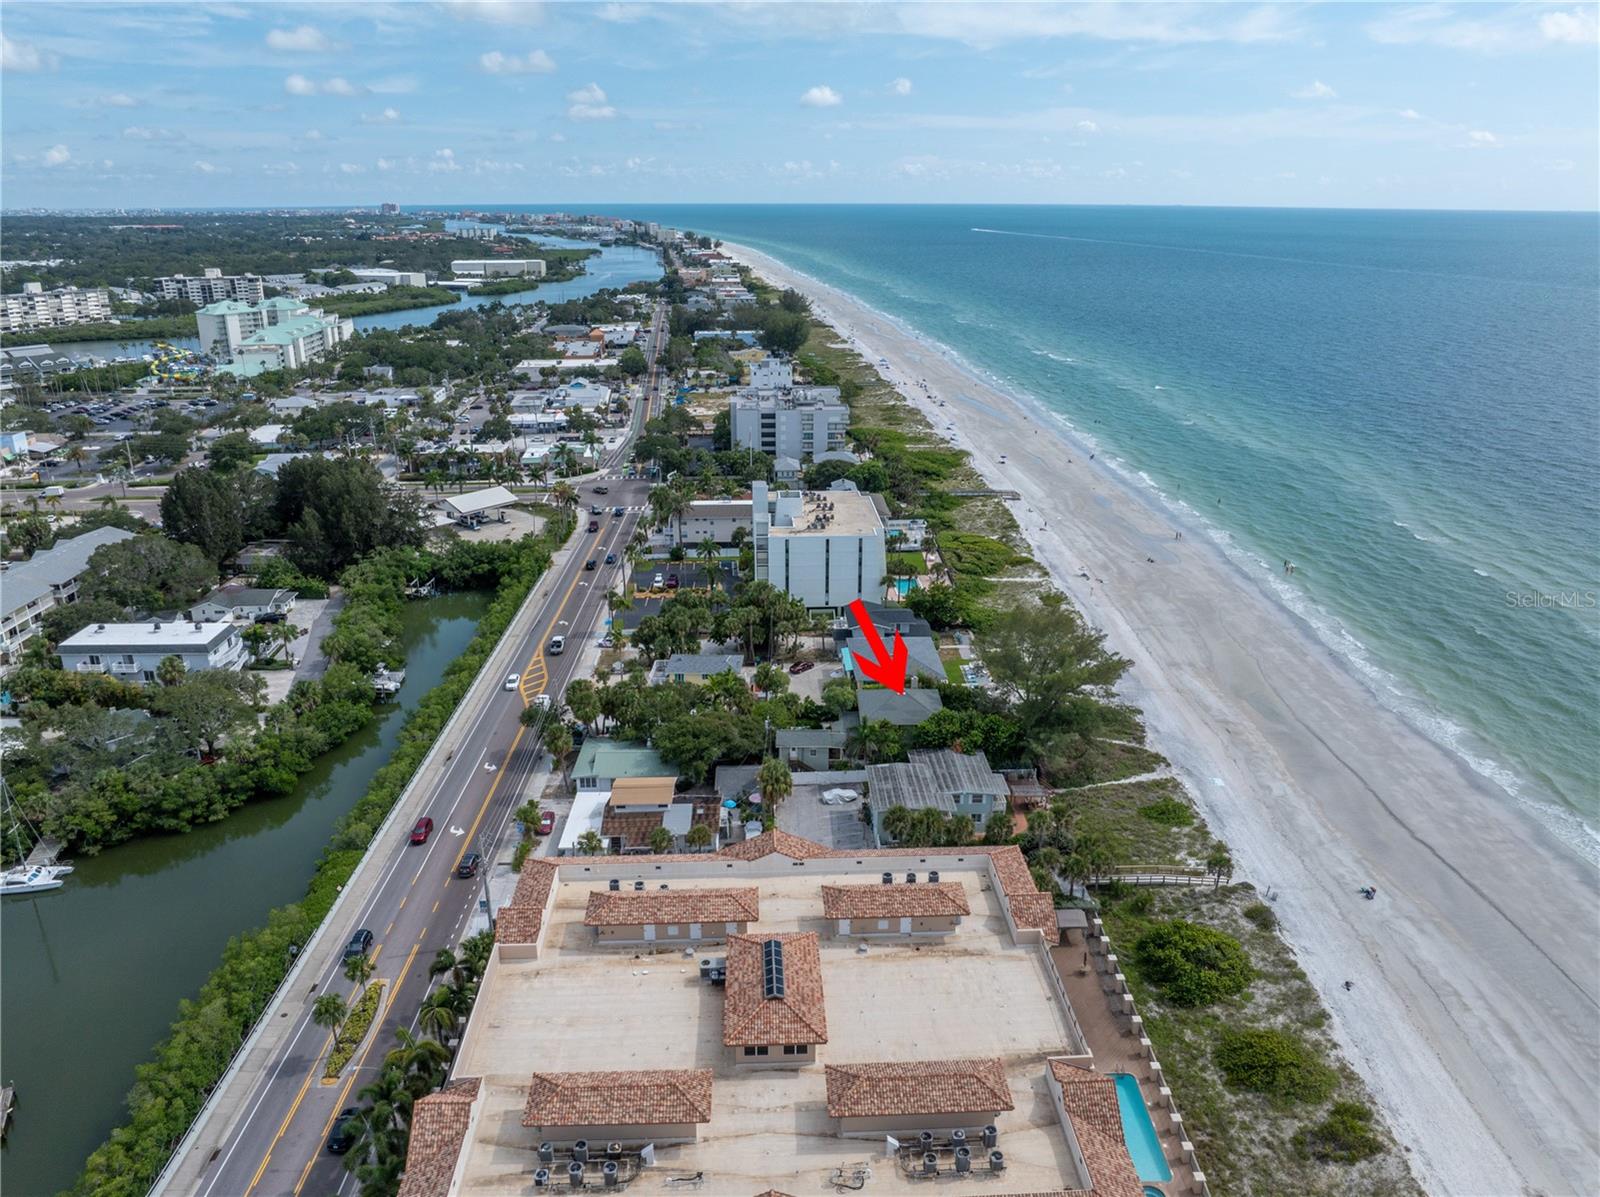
{"left": 566, "top": 82, "right": 615, "bottom": 119}
{"left": 1, "top": 34, "right": 56, "bottom": 72}
{"left": 1397, "top": 108, "right": 1424, "bottom": 120}
{"left": 447, "top": 0, "right": 547, "bottom": 25}
{"left": 480, "top": 48, "right": 556, "bottom": 74}
{"left": 100, "top": 92, "right": 139, "bottom": 108}
{"left": 1076, "top": 119, "right": 1099, "bottom": 133}
{"left": 122, "top": 125, "right": 178, "bottom": 141}
{"left": 266, "top": 25, "right": 332, "bottom": 52}
{"left": 193, "top": 160, "right": 219, "bottom": 174}
{"left": 42, "top": 144, "right": 71, "bottom": 167}
{"left": 548, "top": 131, "right": 566, "bottom": 142}
{"left": 361, "top": 107, "right": 402, "bottom": 124}
{"left": 890, "top": 77, "right": 912, "bottom": 96}
{"left": 339, "top": 162, "right": 365, "bottom": 174}
{"left": 1466, "top": 129, "right": 1501, "bottom": 147}
{"left": 262, "top": 162, "right": 300, "bottom": 176}
{"left": 800, "top": 84, "right": 843, "bottom": 108}
{"left": 1292, "top": 80, "right": 1336, "bottom": 100}
{"left": 285, "top": 74, "right": 362, "bottom": 96}
{"left": 1540, "top": 8, "right": 1599, "bottom": 44}
{"left": 428, "top": 148, "right": 462, "bottom": 172}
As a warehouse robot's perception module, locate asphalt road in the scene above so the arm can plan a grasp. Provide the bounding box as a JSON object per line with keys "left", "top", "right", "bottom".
{"left": 175, "top": 301, "right": 666, "bottom": 1197}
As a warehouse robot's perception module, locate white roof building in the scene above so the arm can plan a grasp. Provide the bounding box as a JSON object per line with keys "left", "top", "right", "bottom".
{"left": 57, "top": 620, "right": 247, "bottom": 684}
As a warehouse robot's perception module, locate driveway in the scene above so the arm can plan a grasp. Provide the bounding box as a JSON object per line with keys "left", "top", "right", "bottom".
{"left": 779, "top": 779, "right": 871, "bottom": 850}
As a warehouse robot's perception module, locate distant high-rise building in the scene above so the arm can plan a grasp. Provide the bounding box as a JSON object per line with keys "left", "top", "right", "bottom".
{"left": 380, "top": 202, "right": 401, "bottom": 215}
{"left": 0, "top": 281, "right": 111, "bottom": 332}
{"left": 197, "top": 297, "right": 353, "bottom": 376}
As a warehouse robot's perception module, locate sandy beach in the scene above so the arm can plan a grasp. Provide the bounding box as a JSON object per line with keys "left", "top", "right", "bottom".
{"left": 726, "top": 241, "right": 1600, "bottom": 1197}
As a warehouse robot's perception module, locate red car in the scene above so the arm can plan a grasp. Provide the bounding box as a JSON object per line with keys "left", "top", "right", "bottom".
{"left": 409, "top": 817, "right": 434, "bottom": 844}
{"left": 664, "top": 573, "right": 679, "bottom": 590}
{"left": 788, "top": 660, "right": 815, "bottom": 675}
{"left": 536, "top": 810, "right": 556, "bottom": 836}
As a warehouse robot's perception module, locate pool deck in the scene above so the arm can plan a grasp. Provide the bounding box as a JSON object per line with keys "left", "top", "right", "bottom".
{"left": 1051, "top": 943, "right": 1200, "bottom": 1196}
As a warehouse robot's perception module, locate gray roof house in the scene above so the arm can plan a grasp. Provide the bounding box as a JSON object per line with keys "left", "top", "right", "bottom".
{"left": 188, "top": 584, "right": 297, "bottom": 623}
{"left": 775, "top": 727, "right": 847, "bottom": 771}
{"left": 857, "top": 687, "right": 944, "bottom": 727}
{"left": 0, "top": 526, "right": 136, "bottom": 664}
{"left": 649, "top": 652, "right": 744, "bottom": 685}
{"left": 866, "top": 749, "right": 1008, "bottom": 844}
{"left": 845, "top": 631, "right": 945, "bottom": 686}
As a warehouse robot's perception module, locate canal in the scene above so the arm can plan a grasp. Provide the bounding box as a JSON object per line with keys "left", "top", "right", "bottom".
{"left": 0, "top": 590, "right": 490, "bottom": 1196}
{"left": 48, "top": 239, "right": 661, "bottom": 361}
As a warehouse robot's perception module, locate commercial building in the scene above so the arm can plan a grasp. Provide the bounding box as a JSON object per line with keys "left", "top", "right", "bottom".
{"left": 154, "top": 268, "right": 264, "bottom": 305}
{"left": 433, "top": 485, "right": 518, "bottom": 529}
{"left": 866, "top": 749, "right": 1009, "bottom": 844}
{"left": 728, "top": 384, "right": 849, "bottom": 463}
{"left": 56, "top": 620, "right": 247, "bottom": 683}
{"left": 0, "top": 526, "right": 135, "bottom": 665}
{"left": 1, "top": 282, "right": 111, "bottom": 332}
{"left": 197, "top": 297, "right": 353, "bottom": 375}
{"left": 450, "top": 258, "right": 546, "bottom": 278}
{"left": 349, "top": 267, "right": 427, "bottom": 289}
{"left": 401, "top": 831, "right": 1148, "bottom": 1196}
{"left": 752, "top": 481, "right": 887, "bottom": 611}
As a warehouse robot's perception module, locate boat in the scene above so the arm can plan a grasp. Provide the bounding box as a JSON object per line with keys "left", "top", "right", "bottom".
{"left": 1, "top": 865, "right": 69, "bottom": 896}
{"left": 1, "top": 779, "right": 72, "bottom": 896}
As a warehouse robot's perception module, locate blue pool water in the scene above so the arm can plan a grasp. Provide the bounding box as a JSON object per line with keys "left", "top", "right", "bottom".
{"left": 1112, "top": 1073, "right": 1173, "bottom": 1183}
{"left": 894, "top": 578, "right": 915, "bottom": 597}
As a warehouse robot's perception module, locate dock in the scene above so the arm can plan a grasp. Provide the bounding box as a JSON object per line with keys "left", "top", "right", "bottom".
{"left": 1, "top": 1083, "right": 14, "bottom": 1140}
{"left": 24, "top": 838, "right": 63, "bottom": 868}
{"left": 372, "top": 665, "right": 406, "bottom": 699}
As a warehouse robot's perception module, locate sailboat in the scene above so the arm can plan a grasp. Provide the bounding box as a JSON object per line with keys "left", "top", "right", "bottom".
{"left": 1, "top": 781, "right": 71, "bottom": 897}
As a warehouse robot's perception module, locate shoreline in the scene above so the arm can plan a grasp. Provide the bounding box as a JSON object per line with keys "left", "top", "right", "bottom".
{"left": 724, "top": 239, "right": 1600, "bottom": 1196}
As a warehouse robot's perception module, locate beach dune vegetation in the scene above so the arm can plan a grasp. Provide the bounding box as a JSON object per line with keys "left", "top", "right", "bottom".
{"left": 1214, "top": 1026, "right": 1338, "bottom": 1105}
{"left": 1133, "top": 918, "right": 1253, "bottom": 1006}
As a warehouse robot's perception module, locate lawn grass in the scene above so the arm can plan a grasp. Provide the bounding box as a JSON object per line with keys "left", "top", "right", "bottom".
{"left": 943, "top": 658, "right": 964, "bottom": 685}
{"left": 887, "top": 550, "right": 927, "bottom": 573}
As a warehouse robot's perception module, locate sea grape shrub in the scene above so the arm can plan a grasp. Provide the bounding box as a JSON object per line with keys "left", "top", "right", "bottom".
{"left": 1294, "top": 1101, "right": 1385, "bottom": 1163}
{"left": 1138, "top": 796, "right": 1194, "bottom": 826}
{"left": 1214, "top": 1027, "right": 1337, "bottom": 1105}
{"left": 1134, "top": 918, "right": 1253, "bottom": 1006}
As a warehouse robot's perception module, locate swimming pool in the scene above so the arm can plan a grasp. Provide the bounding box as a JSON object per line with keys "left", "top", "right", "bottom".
{"left": 894, "top": 578, "right": 916, "bottom": 596}
{"left": 1112, "top": 1073, "right": 1173, "bottom": 1183}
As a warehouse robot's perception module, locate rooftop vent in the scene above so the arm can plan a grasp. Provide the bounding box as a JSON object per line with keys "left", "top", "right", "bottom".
{"left": 906, "top": 871, "right": 917, "bottom": 884}
{"left": 929, "top": 870, "right": 940, "bottom": 884}
{"left": 633, "top": 880, "right": 645, "bottom": 892}
{"left": 608, "top": 878, "right": 620, "bottom": 892}
{"left": 881, "top": 871, "right": 893, "bottom": 885}
{"left": 761, "top": 938, "right": 786, "bottom": 999}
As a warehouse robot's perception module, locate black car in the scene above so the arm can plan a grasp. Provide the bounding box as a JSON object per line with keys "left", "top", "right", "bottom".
{"left": 456, "top": 852, "right": 482, "bottom": 879}
{"left": 585, "top": 558, "right": 597, "bottom": 571}
{"left": 593, "top": 485, "right": 609, "bottom": 494}
{"left": 254, "top": 611, "right": 287, "bottom": 624}
{"left": 343, "top": 928, "right": 374, "bottom": 960}
{"left": 327, "top": 1108, "right": 360, "bottom": 1154}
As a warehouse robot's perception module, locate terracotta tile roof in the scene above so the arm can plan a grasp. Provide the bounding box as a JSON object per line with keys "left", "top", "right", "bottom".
{"left": 723, "top": 932, "right": 829, "bottom": 1046}
{"left": 824, "top": 1058, "right": 1013, "bottom": 1119}
{"left": 600, "top": 803, "right": 720, "bottom": 849}
{"left": 495, "top": 858, "right": 558, "bottom": 946}
{"left": 397, "top": 1077, "right": 480, "bottom": 1197}
{"left": 1048, "top": 1062, "right": 1147, "bottom": 1197}
{"left": 820, "top": 881, "right": 971, "bottom": 919}
{"left": 522, "top": 1069, "right": 714, "bottom": 1128}
{"left": 718, "top": 828, "right": 834, "bottom": 860}
{"left": 583, "top": 886, "right": 759, "bottom": 927}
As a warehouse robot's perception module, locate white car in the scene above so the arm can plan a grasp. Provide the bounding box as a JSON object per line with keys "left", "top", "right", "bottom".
{"left": 532, "top": 693, "right": 553, "bottom": 710}
{"left": 504, "top": 673, "right": 520, "bottom": 691}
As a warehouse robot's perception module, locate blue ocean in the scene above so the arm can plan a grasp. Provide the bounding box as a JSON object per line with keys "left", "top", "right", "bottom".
{"left": 530, "top": 204, "right": 1600, "bottom": 842}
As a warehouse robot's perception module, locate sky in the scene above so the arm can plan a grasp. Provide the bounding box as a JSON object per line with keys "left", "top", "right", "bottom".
{"left": 2, "top": 1, "right": 1597, "bottom": 211}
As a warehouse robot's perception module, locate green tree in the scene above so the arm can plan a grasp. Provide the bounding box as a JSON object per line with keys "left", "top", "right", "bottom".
{"left": 78, "top": 534, "right": 218, "bottom": 611}
{"left": 648, "top": 825, "right": 673, "bottom": 854}
{"left": 161, "top": 466, "right": 275, "bottom": 564}
{"left": 758, "top": 311, "right": 809, "bottom": 355}
{"left": 756, "top": 757, "right": 792, "bottom": 808}
{"left": 821, "top": 677, "right": 856, "bottom": 717}
{"left": 543, "top": 722, "right": 572, "bottom": 762}
{"left": 618, "top": 345, "right": 647, "bottom": 377}
{"left": 274, "top": 455, "right": 427, "bottom": 579}
{"left": 564, "top": 678, "right": 601, "bottom": 727}
{"left": 977, "top": 596, "right": 1132, "bottom": 743}
{"left": 343, "top": 952, "right": 376, "bottom": 996}
{"left": 685, "top": 822, "right": 715, "bottom": 852}
{"left": 153, "top": 669, "right": 266, "bottom": 756}
{"left": 1205, "top": 847, "right": 1235, "bottom": 889}
{"left": 155, "top": 654, "right": 188, "bottom": 688}
{"left": 752, "top": 662, "right": 788, "bottom": 696}
{"left": 313, "top": 993, "right": 349, "bottom": 1041}
{"left": 576, "top": 829, "right": 603, "bottom": 855}
{"left": 1214, "top": 1027, "right": 1337, "bottom": 1104}
{"left": 1133, "top": 920, "right": 1253, "bottom": 1007}
{"left": 206, "top": 430, "right": 256, "bottom": 473}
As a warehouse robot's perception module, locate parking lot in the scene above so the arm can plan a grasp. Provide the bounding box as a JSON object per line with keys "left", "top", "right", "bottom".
{"left": 778, "top": 775, "right": 871, "bottom": 849}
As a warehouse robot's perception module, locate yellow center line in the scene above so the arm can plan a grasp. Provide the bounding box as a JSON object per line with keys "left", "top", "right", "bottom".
{"left": 244, "top": 1027, "right": 337, "bottom": 1195}
{"left": 276, "top": 524, "right": 600, "bottom": 1191}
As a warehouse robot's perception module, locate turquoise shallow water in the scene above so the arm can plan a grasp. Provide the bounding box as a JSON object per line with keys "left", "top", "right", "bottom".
{"left": 486, "top": 205, "right": 1600, "bottom": 849}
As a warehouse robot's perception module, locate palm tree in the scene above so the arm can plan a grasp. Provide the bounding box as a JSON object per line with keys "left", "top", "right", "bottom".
{"left": 576, "top": 829, "right": 604, "bottom": 856}
{"left": 427, "top": 948, "right": 461, "bottom": 984}
{"left": 343, "top": 952, "right": 376, "bottom": 997}
{"left": 648, "top": 826, "right": 673, "bottom": 854}
{"left": 312, "top": 993, "right": 348, "bottom": 1042}
{"left": 1206, "top": 847, "right": 1235, "bottom": 889}
{"left": 543, "top": 722, "right": 572, "bottom": 763}
{"left": 96, "top": 494, "right": 120, "bottom": 511}
{"left": 757, "top": 757, "right": 793, "bottom": 809}
{"left": 696, "top": 536, "right": 720, "bottom": 591}
{"left": 685, "top": 823, "right": 715, "bottom": 852}
{"left": 551, "top": 481, "right": 577, "bottom": 510}
{"left": 418, "top": 987, "right": 459, "bottom": 1044}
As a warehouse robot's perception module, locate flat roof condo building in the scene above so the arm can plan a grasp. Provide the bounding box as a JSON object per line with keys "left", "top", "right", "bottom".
{"left": 154, "top": 268, "right": 264, "bottom": 305}
{"left": 753, "top": 480, "right": 887, "bottom": 611}
{"left": 349, "top": 267, "right": 428, "bottom": 289}
{"left": 1, "top": 282, "right": 111, "bottom": 332}
{"left": 450, "top": 258, "right": 547, "bottom": 278}
{"left": 395, "top": 832, "right": 1154, "bottom": 1196}
{"left": 728, "top": 383, "right": 849, "bottom": 463}
{"left": 56, "top": 620, "right": 247, "bottom": 683}
{"left": 197, "top": 297, "right": 354, "bottom": 376}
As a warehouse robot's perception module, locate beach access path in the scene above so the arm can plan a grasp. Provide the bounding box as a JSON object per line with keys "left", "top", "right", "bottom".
{"left": 724, "top": 241, "right": 1600, "bottom": 1197}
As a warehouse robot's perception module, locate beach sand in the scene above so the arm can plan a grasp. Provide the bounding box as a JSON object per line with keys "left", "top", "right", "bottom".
{"left": 725, "top": 241, "right": 1600, "bottom": 1196}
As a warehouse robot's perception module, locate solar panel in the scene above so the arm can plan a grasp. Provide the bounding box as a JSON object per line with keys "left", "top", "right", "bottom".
{"left": 761, "top": 938, "right": 785, "bottom": 999}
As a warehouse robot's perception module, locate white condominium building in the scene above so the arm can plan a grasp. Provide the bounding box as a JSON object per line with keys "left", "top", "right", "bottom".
{"left": 1, "top": 282, "right": 111, "bottom": 332}
{"left": 752, "top": 480, "right": 887, "bottom": 611}
{"left": 154, "top": 268, "right": 264, "bottom": 305}
{"left": 450, "top": 258, "right": 547, "bottom": 278}
{"left": 197, "top": 297, "right": 354, "bottom": 376}
{"left": 728, "top": 384, "right": 849, "bottom": 463}
{"left": 56, "top": 620, "right": 248, "bottom": 684}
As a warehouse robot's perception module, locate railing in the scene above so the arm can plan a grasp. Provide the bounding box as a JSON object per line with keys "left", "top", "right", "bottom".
{"left": 1094, "top": 865, "right": 1211, "bottom": 888}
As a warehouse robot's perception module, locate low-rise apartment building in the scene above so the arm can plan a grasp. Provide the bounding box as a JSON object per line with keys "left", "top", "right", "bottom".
{"left": 0, "top": 526, "right": 135, "bottom": 665}
{"left": 56, "top": 620, "right": 247, "bottom": 683}
{"left": 866, "top": 749, "right": 1009, "bottom": 844}
{"left": 1, "top": 282, "right": 111, "bottom": 332}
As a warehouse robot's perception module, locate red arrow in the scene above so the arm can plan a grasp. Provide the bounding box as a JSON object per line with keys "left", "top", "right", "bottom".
{"left": 846, "top": 599, "right": 908, "bottom": 694}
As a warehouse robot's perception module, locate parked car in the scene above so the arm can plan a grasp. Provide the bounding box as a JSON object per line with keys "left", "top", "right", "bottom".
{"left": 585, "top": 558, "right": 597, "bottom": 571}
{"left": 327, "top": 1108, "right": 360, "bottom": 1154}
{"left": 343, "top": 929, "right": 374, "bottom": 960}
{"left": 410, "top": 817, "right": 434, "bottom": 844}
{"left": 651, "top": 572, "right": 664, "bottom": 589}
{"left": 456, "top": 852, "right": 482, "bottom": 879}
{"left": 665, "top": 573, "right": 679, "bottom": 590}
{"left": 537, "top": 810, "right": 556, "bottom": 836}
{"left": 254, "top": 611, "right": 287, "bottom": 624}
{"left": 505, "top": 673, "right": 521, "bottom": 691}
{"left": 547, "top": 635, "right": 566, "bottom": 655}
{"left": 590, "top": 505, "right": 602, "bottom": 515}
{"left": 788, "top": 660, "right": 815, "bottom": 675}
